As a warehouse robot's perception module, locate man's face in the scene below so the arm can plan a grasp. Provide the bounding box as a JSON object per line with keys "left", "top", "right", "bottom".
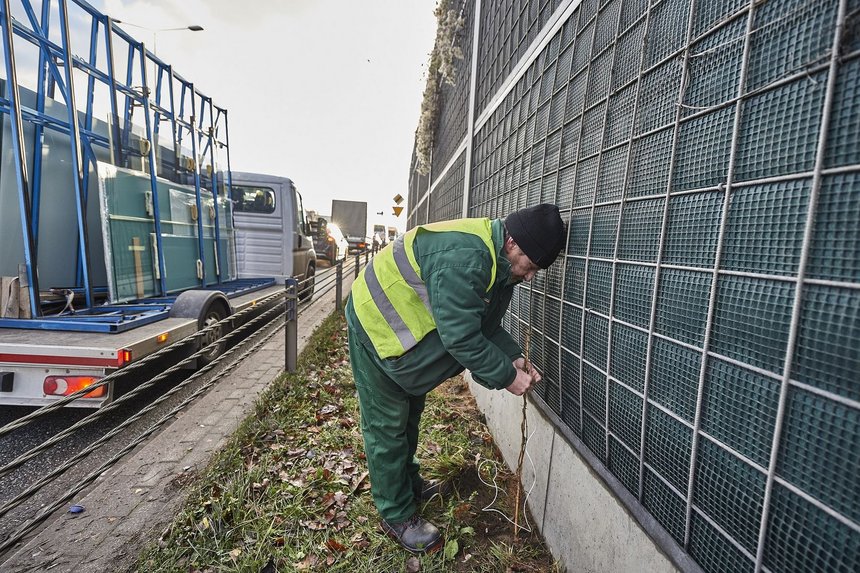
{"left": 506, "top": 239, "right": 541, "bottom": 282}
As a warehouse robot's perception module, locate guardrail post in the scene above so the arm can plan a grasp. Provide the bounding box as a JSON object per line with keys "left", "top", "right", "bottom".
{"left": 336, "top": 260, "right": 343, "bottom": 312}
{"left": 284, "top": 278, "right": 298, "bottom": 372}
{"left": 364, "top": 249, "right": 369, "bottom": 265}
{"left": 354, "top": 253, "right": 360, "bottom": 278}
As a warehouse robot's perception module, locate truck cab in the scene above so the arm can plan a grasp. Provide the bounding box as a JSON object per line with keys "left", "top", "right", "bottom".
{"left": 230, "top": 173, "right": 316, "bottom": 299}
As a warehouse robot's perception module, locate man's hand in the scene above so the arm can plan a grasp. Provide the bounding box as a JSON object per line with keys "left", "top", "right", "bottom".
{"left": 505, "top": 358, "right": 542, "bottom": 395}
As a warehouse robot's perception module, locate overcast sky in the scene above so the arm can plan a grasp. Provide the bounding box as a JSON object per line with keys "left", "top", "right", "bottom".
{"left": 95, "top": 0, "right": 438, "bottom": 230}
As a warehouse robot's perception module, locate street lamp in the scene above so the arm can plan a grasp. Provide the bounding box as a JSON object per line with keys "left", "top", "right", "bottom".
{"left": 113, "top": 20, "right": 204, "bottom": 63}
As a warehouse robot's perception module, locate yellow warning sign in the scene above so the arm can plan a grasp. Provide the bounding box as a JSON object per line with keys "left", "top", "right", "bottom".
{"left": 393, "top": 206, "right": 404, "bottom": 217}
{"left": 393, "top": 194, "right": 404, "bottom": 205}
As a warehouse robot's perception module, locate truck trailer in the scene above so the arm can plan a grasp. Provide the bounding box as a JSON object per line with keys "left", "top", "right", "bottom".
{"left": 0, "top": 1, "right": 313, "bottom": 408}
{"left": 331, "top": 199, "right": 368, "bottom": 253}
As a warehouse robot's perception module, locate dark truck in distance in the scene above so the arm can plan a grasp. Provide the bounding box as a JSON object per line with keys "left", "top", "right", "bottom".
{"left": 331, "top": 200, "right": 368, "bottom": 253}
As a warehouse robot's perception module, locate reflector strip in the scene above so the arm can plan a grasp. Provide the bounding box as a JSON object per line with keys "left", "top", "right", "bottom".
{"left": 0, "top": 353, "right": 121, "bottom": 367}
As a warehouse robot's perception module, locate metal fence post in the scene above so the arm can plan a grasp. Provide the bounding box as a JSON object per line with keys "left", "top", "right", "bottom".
{"left": 354, "top": 253, "right": 360, "bottom": 278}
{"left": 336, "top": 260, "right": 343, "bottom": 312}
{"left": 284, "top": 278, "right": 297, "bottom": 372}
{"left": 364, "top": 249, "right": 369, "bottom": 265}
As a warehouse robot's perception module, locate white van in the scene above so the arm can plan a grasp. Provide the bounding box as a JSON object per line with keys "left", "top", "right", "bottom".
{"left": 230, "top": 172, "right": 316, "bottom": 299}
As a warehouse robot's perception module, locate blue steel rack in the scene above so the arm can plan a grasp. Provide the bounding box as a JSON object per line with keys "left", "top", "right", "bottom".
{"left": 0, "top": 0, "right": 238, "bottom": 332}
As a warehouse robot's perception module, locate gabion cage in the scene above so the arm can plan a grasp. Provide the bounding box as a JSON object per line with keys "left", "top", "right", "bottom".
{"left": 409, "top": 1, "right": 860, "bottom": 571}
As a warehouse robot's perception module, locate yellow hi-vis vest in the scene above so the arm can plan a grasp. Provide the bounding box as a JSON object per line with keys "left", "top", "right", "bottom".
{"left": 351, "top": 218, "right": 497, "bottom": 359}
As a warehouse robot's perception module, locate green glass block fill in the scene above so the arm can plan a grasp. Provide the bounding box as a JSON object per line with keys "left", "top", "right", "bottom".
{"left": 693, "top": 439, "right": 766, "bottom": 554}
{"left": 613, "top": 263, "right": 654, "bottom": 330}
{"left": 644, "top": 406, "right": 692, "bottom": 494}
{"left": 608, "top": 437, "right": 640, "bottom": 495}
{"left": 655, "top": 269, "right": 711, "bottom": 347}
{"left": 824, "top": 56, "right": 860, "bottom": 168}
{"left": 777, "top": 388, "right": 860, "bottom": 524}
{"left": 688, "top": 512, "right": 755, "bottom": 573}
{"left": 735, "top": 73, "right": 827, "bottom": 182}
{"left": 701, "top": 359, "right": 779, "bottom": 468}
{"left": 722, "top": 179, "right": 810, "bottom": 276}
{"left": 763, "top": 483, "right": 859, "bottom": 573}
{"left": 711, "top": 276, "right": 794, "bottom": 375}
{"left": 792, "top": 284, "right": 860, "bottom": 402}
{"left": 650, "top": 338, "right": 700, "bottom": 423}
{"left": 806, "top": 173, "right": 860, "bottom": 283}
{"left": 610, "top": 324, "right": 647, "bottom": 392}
{"left": 585, "top": 260, "right": 612, "bottom": 314}
{"left": 642, "top": 468, "right": 687, "bottom": 544}
{"left": 608, "top": 380, "right": 642, "bottom": 451}
{"left": 618, "top": 198, "right": 664, "bottom": 262}
{"left": 664, "top": 190, "right": 723, "bottom": 269}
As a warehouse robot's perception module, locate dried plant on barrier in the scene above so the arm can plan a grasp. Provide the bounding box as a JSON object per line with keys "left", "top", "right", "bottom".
{"left": 416, "top": 0, "right": 465, "bottom": 176}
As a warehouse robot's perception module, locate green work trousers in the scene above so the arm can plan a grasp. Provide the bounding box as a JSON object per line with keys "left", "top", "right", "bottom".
{"left": 348, "top": 326, "right": 425, "bottom": 524}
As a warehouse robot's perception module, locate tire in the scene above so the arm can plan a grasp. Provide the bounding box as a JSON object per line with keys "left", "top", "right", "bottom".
{"left": 169, "top": 291, "right": 232, "bottom": 365}
{"left": 299, "top": 264, "right": 315, "bottom": 301}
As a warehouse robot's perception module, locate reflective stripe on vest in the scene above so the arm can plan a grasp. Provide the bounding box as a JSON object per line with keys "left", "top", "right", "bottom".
{"left": 351, "top": 218, "right": 497, "bottom": 359}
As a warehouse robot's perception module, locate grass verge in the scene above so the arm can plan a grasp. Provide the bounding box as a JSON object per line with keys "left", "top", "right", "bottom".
{"left": 137, "top": 310, "right": 559, "bottom": 572}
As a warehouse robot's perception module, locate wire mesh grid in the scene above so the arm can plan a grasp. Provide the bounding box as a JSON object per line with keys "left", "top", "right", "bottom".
{"left": 434, "top": 0, "right": 860, "bottom": 571}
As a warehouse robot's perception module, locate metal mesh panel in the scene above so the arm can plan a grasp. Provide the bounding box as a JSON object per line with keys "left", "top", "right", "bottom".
{"left": 428, "top": 150, "right": 466, "bottom": 223}
{"left": 609, "top": 323, "right": 647, "bottom": 392}
{"left": 746, "top": 0, "right": 838, "bottom": 92}
{"left": 688, "top": 512, "right": 756, "bottom": 573}
{"left": 650, "top": 337, "right": 700, "bottom": 423}
{"left": 777, "top": 387, "right": 860, "bottom": 523}
{"left": 701, "top": 358, "right": 780, "bottom": 467}
{"left": 672, "top": 106, "right": 734, "bottom": 192}
{"left": 643, "top": 468, "right": 688, "bottom": 543}
{"left": 613, "top": 19, "right": 646, "bottom": 91}
{"left": 420, "top": 1, "right": 860, "bottom": 570}
{"left": 664, "top": 190, "right": 723, "bottom": 268}
{"left": 682, "top": 17, "right": 745, "bottom": 117}
{"left": 735, "top": 72, "right": 827, "bottom": 182}
{"left": 643, "top": 0, "right": 690, "bottom": 68}
{"left": 792, "top": 284, "right": 860, "bottom": 401}
{"left": 655, "top": 269, "right": 711, "bottom": 347}
{"left": 763, "top": 483, "right": 859, "bottom": 573}
{"left": 585, "top": 260, "right": 612, "bottom": 313}
{"left": 608, "top": 379, "right": 642, "bottom": 451}
{"left": 608, "top": 436, "right": 640, "bottom": 494}
{"left": 721, "top": 179, "right": 811, "bottom": 276}
{"left": 583, "top": 312, "right": 609, "bottom": 368}
{"left": 806, "top": 172, "right": 860, "bottom": 282}
{"left": 711, "top": 276, "right": 794, "bottom": 375}
{"left": 693, "top": 438, "right": 766, "bottom": 555}
{"left": 604, "top": 83, "right": 637, "bottom": 147}
{"left": 597, "top": 144, "right": 629, "bottom": 202}
{"left": 613, "top": 263, "right": 654, "bottom": 329}
{"left": 645, "top": 406, "right": 692, "bottom": 494}
{"left": 627, "top": 127, "right": 673, "bottom": 198}
{"left": 618, "top": 197, "right": 663, "bottom": 262}
{"left": 589, "top": 204, "right": 620, "bottom": 258}
{"left": 635, "top": 55, "right": 683, "bottom": 134}
{"left": 824, "top": 56, "right": 860, "bottom": 168}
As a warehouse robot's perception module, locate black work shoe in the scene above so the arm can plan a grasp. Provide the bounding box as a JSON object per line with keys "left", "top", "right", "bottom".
{"left": 417, "top": 478, "right": 450, "bottom": 501}
{"left": 381, "top": 514, "right": 443, "bottom": 553}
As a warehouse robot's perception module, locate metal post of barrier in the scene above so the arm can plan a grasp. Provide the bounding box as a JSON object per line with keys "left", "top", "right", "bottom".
{"left": 365, "top": 249, "right": 369, "bottom": 265}
{"left": 336, "top": 260, "right": 343, "bottom": 312}
{"left": 354, "top": 253, "right": 360, "bottom": 278}
{"left": 284, "top": 278, "right": 298, "bottom": 372}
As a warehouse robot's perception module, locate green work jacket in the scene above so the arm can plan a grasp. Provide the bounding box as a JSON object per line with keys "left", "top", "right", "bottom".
{"left": 346, "top": 218, "right": 522, "bottom": 396}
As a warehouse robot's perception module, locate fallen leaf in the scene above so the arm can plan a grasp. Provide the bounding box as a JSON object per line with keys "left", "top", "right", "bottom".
{"left": 326, "top": 539, "right": 348, "bottom": 552}
{"left": 228, "top": 548, "right": 241, "bottom": 559}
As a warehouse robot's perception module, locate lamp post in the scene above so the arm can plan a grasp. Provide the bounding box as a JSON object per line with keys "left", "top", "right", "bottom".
{"left": 114, "top": 20, "right": 204, "bottom": 77}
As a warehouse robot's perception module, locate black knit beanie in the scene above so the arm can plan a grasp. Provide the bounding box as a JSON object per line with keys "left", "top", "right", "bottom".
{"left": 505, "top": 203, "right": 566, "bottom": 269}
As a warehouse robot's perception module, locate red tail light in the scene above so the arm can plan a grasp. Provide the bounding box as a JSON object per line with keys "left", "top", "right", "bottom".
{"left": 43, "top": 376, "right": 106, "bottom": 398}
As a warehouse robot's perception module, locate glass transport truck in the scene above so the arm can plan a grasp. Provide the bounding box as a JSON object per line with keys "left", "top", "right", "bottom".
{"left": 0, "top": 0, "right": 314, "bottom": 408}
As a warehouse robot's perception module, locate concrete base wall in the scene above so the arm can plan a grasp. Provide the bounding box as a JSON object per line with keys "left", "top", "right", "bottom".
{"left": 468, "top": 376, "right": 682, "bottom": 573}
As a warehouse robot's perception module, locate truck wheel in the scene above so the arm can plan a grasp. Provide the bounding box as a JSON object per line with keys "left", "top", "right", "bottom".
{"left": 299, "top": 264, "right": 315, "bottom": 301}
{"left": 169, "top": 291, "right": 232, "bottom": 364}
